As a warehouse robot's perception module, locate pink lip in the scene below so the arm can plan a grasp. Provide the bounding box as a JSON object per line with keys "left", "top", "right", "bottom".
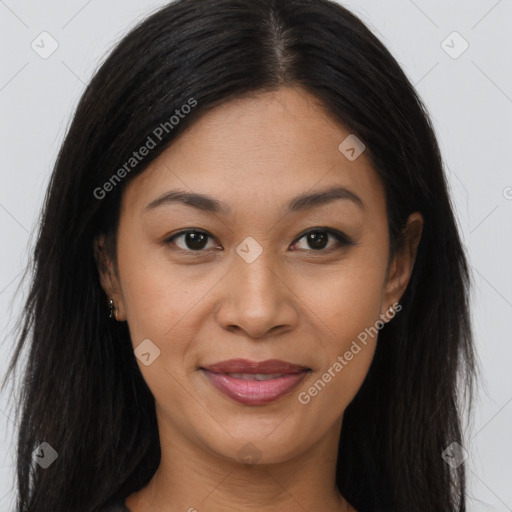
{"left": 200, "top": 369, "right": 309, "bottom": 405}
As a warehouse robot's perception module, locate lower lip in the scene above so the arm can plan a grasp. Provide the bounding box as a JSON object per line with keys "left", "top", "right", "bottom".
{"left": 200, "top": 369, "right": 309, "bottom": 405}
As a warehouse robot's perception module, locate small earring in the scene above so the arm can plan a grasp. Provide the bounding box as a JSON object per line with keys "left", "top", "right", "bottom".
{"left": 108, "top": 298, "right": 119, "bottom": 320}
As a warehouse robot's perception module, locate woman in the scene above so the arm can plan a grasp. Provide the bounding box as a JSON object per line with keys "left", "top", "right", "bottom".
{"left": 3, "top": 0, "right": 477, "bottom": 511}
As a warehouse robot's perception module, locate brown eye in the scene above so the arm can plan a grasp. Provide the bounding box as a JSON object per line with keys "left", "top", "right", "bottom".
{"left": 166, "top": 230, "right": 217, "bottom": 251}
{"left": 291, "top": 229, "right": 353, "bottom": 252}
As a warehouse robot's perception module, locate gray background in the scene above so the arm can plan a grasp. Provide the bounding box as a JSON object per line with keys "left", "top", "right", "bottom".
{"left": 1, "top": 0, "right": 511, "bottom": 510}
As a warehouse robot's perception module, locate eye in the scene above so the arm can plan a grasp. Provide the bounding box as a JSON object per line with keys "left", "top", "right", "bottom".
{"left": 165, "top": 229, "right": 219, "bottom": 252}
{"left": 290, "top": 228, "right": 353, "bottom": 252}
{"left": 164, "top": 227, "right": 353, "bottom": 254}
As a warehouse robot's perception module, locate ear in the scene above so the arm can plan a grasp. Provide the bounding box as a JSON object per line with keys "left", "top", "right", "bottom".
{"left": 92, "top": 234, "right": 126, "bottom": 321}
{"left": 380, "top": 212, "right": 423, "bottom": 319}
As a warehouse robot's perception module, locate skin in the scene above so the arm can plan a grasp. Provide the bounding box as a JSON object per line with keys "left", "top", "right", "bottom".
{"left": 94, "top": 85, "right": 422, "bottom": 512}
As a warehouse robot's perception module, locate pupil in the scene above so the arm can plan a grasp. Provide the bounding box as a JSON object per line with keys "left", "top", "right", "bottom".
{"left": 308, "top": 232, "right": 328, "bottom": 250}
{"left": 186, "top": 232, "right": 207, "bottom": 250}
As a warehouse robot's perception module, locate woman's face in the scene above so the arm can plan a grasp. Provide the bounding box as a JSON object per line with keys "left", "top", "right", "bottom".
{"left": 96, "top": 86, "right": 421, "bottom": 465}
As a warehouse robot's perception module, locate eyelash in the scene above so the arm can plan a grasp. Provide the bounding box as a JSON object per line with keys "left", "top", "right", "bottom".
{"left": 164, "top": 227, "right": 354, "bottom": 255}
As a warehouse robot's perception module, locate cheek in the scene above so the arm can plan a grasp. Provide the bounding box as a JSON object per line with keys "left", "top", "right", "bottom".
{"left": 299, "top": 251, "right": 386, "bottom": 341}
{"left": 116, "top": 232, "right": 195, "bottom": 341}
{"left": 295, "top": 287, "right": 382, "bottom": 425}
{"left": 294, "top": 252, "right": 386, "bottom": 407}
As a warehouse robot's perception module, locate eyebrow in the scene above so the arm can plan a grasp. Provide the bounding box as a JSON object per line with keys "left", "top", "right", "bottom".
{"left": 144, "top": 185, "right": 365, "bottom": 215}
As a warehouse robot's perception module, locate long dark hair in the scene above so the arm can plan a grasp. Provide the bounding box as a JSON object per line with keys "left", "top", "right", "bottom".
{"left": 2, "top": 0, "right": 477, "bottom": 510}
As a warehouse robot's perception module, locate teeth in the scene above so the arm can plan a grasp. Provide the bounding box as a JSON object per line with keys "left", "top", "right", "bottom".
{"left": 226, "top": 373, "right": 285, "bottom": 381}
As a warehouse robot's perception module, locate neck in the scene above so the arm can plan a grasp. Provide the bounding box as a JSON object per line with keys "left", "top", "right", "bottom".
{"left": 125, "top": 409, "right": 354, "bottom": 512}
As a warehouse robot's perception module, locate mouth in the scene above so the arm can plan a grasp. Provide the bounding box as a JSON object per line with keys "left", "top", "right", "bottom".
{"left": 199, "top": 359, "right": 311, "bottom": 405}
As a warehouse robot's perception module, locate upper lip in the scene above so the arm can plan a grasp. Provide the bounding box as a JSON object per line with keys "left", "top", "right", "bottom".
{"left": 200, "top": 359, "right": 310, "bottom": 374}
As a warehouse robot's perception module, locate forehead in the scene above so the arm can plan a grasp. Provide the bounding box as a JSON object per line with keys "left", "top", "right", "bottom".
{"left": 121, "top": 86, "right": 386, "bottom": 219}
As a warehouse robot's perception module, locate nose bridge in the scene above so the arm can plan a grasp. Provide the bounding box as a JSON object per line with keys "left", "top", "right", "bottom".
{"left": 233, "top": 233, "right": 278, "bottom": 291}
{"left": 234, "top": 243, "right": 281, "bottom": 310}
{"left": 237, "top": 251, "right": 276, "bottom": 298}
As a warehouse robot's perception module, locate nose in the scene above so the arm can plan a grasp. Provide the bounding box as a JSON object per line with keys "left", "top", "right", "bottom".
{"left": 215, "top": 252, "right": 299, "bottom": 340}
